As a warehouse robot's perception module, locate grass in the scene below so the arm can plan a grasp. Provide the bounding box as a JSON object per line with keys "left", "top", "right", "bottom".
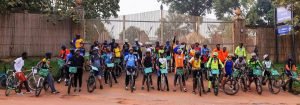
{"left": 0, "top": 57, "right": 61, "bottom": 79}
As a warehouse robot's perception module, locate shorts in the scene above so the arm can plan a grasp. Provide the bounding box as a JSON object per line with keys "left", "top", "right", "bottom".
{"left": 16, "top": 72, "right": 26, "bottom": 82}
{"left": 225, "top": 71, "right": 233, "bottom": 77}
{"left": 285, "top": 70, "right": 292, "bottom": 77}
{"left": 94, "top": 67, "right": 103, "bottom": 77}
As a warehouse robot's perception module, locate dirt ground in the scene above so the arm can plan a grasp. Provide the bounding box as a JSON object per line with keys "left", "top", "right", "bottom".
{"left": 0, "top": 71, "right": 299, "bottom": 105}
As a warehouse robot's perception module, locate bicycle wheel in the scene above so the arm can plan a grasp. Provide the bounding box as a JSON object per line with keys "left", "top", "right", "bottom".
{"left": 213, "top": 76, "right": 219, "bottom": 96}
{"left": 268, "top": 76, "right": 281, "bottom": 94}
{"left": 197, "top": 77, "right": 202, "bottom": 96}
{"left": 44, "top": 81, "right": 50, "bottom": 92}
{"left": 179, "top": 76, "right": 183, "bottom": 92}
{"left": 5, "top": 76, "right": 13, "bottom": 96}
{"left": 27, "top": 74, "right": 38, "bottom": 91}
{"left": 68, "top": 77, "right": 73, "bottom": 95}
{"left": 87, "top": 76, "right": 96, "bottom": 93}
{"left": 35, "top": 78, "right": 44, "bottom": 97}
{"left": 255, "top": 78, "right": 262, "bottom": 95}
{"left": 130, "top": 75, "right": 134, "bottom": 93}
{"left": 224, "top": 78, "right": 239, "bottom": 95}
{"left": 109, "top": 71, "right": 113, "bottom": 88}
{"left": 116, "top": 65, "right": 122, "bottom": 77}
{"left": 161, "top": 74, "right": 166, "bottom": 91}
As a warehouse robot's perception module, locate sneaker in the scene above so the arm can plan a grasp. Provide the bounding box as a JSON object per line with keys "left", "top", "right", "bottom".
{"left": 79, "top": 88, "right": 81, "bottom": 92}
{"left": 151, "top": 86, "right": 155, "bottom": 90}
{"left": 17, "top": 92, "right": 24, "bottom": 96}
{"left": 52, "top": 91, "right": 60, "bottom": 94}
{"left": 157, "top": 88, "right": 160, "bottom": 91}
{"left": 133, "top": 86, "right": 136, "bottom": 90}
{"left": 25, "top": 91, "right": 33, "bottom": 94}
{"left": 141, "top": 86, "right": 144, "bottom": 90}
{"left": 192, "top": 90, "right": 196, "bottom": 94}
{"left": 100, "top": 85, "right": 103, "bottom": 89}
{"left": 115, "top": 81, "right": 118, "bottom": 84}
{"left": 125, "top": 87, "right": 129, "bottom": 90}
{"left": 57, "top": 78, "right": 62, "bottom": 83}
{"left": 74, "top": 88, "right": 77, "bottom": 92}
{"left": 183, "top": 88, "right": 187, "bottom": 92}
{"left": 167, "top": 88, "right": 170, "bottom": 91}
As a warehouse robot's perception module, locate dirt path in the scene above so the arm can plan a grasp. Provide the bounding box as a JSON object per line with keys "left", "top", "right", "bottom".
{"left": 0, "top": 72, "right": 299, "bottom": 105}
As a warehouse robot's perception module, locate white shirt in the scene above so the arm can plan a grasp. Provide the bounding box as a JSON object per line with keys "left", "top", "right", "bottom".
{"left": 14, "top": 57, "right": 24, "bottom": 73}
{"left": 158, "top": 58, "right": 168, "bottom": 69}
{"left": 263, "top": 60, "right": 272, "bottom": 69}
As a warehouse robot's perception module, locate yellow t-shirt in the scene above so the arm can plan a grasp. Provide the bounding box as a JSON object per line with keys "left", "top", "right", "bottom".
{"left": 75, "top": 39, "right": 83, "bottom": 48}
{"left": 114, "top": 48, "right": 121, "bottom": 58}
{"left": 189, "top": 57, "right": 201, "bottom": 70}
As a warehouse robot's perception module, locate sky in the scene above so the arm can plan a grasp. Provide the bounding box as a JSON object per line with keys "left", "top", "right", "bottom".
{"left": 118, "top": 0, "right": 216, "bottom": 19}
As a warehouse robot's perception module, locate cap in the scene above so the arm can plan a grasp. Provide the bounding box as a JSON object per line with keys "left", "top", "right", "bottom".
{"left": 251, "top": 53, "right": 256, "bottom": 56}
{"left": 263, "top": 54, "right": 269, "bottom": 59}
{"left": 213, "top": 52, "right": 218, "bottom": 56}
{"left": 124, "top": 39, "right": 128, "bottom": 42}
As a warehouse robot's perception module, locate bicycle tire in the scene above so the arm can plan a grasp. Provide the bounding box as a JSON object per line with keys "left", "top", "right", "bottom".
{"left": 35, "top": 78, "right": 44, "bottom": 97}
{"left": 68, "top": 78, "right": 73, "bottom": 95}
{"left": 256, "top": 78, "right": 262, "bottom": 95}
{"left": 27, "top": 74, "right": 38, "bottom": 91}
{"left": 213, "top": 75, "right": 219, "bottom": 96}
{"left": 146, "top": 74, "right": 150, "bottom": 92}
{"left": 130, "top": 75, "right": 134, "bottom": 93}
{"left": 198, "top": 77, "right": 202, "bottom": 96}
{"left": 109, "top": 71, "right": 113, "bottom": 88}
{"left": 179, "top": 76, "right": 183, "bottom": 92}
{"left": 116, "top": 65, "right": 122, "bottom": 77}
{"left": 44, "top": 82, "right": 50, "bottom": 92}
{"left": 224, "top": 78, "right": 239, "bottom": 95}
{"left": 87, "top": 76, "right": 96, "bottom": 93}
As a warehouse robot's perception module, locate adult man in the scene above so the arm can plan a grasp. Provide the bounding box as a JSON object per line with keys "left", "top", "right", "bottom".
{"left": 73, "top": 34, "right": 84, "bottom": 49}
{"left": 222, "top": 47, "right": 229, "bottom": 63}
{"left": 123, "top": 39, "right": 130, "bottom": 57}
{"left": 235, "top": 43, "right": 246, "bottom": 58}
{"left": 206, "top": 52, "right": 224, "bottom": 92}
{"left": 212, "top": 44, "right": 224, "bottom": 62}
{"left": 201, "top": 44, "right": 210, "bottom": 56}
{"left": 109, "top": 39, "right": 116, "bottom": 51}
{"left": 124, "top": 49, "right": 138, "bottom": 90}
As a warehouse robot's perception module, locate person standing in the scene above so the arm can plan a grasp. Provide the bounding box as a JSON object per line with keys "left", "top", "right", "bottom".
{"left": 234, "top": 43, "right": 246, "bottom": 58}
{"left": 69, "top": 49, "right": 85, "bottom": 92}
{"left": 13, "top": 52, "right": 32, "bottom": 95}
{"left": 212, "top": 44, "right": 224, "bottom": 63}
{"left": 222, "top": 47, "right": 229, "bottom": 63}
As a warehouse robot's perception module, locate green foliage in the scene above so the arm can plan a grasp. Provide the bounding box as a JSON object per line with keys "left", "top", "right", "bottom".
{"left": 158, "top": 0, "right": 213, "bottom": 16}
{"left": 0, "top": 0, "right": 120, "bottom": 23}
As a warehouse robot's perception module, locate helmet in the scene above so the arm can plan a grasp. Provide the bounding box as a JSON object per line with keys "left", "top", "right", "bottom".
{"left": 159, "top": 50, "right": 164, "bottom": 54}
{"left": 213, "top": 52, "right": 218, "bottom": 56}
{"left": 124, "top": 39, "right": 128, "bottom": 43}
{"left": 228, "top": 54, "right": 234, "bottom": 58}
{"left": 134, "top": 38, "right": 138, "bottom": 41}
{"left": 263, "top": 54, "right": 269, "bottom": 59}
{"left": 93, "top": 47, "right": 99, "bottom": 51}
{"left": 251, "top": 53, "right": 256, "bottom": 57}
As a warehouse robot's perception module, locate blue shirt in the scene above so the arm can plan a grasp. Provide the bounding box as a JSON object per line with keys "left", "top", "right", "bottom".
{"left": 225, "top": 60, "right": 234, "bottom": 74}
{"left": 66, "top": 53, "right": 73, "bottom": 62}
{"left": 201, "top": 48, "right": 210, "bottom": 56}
{"left": 125, "top": 54, "right": 137, "bottom": 67}
{"left": 103, "top": 53, "right": 113, "bottom": 64}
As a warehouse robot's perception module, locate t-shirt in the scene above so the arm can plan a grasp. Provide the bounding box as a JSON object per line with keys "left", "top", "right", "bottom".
{"left": 91, "top": 54, "right": 101, "bottom": 68}
{"left": 189, "top": 49, "right": 196, "bottom": 57}
{"left": 123, "top": 44, "right": 130, "bottom": 52}
{"left": 224, "top": 60, "right": 234, "bottom": 74}
{"left": 125, "top": 54, "right": 137, "bottom": 67}
{"left": 143, "top": 56, "right": 152, "bottom": 68}
{"left": 158, "top": 58, "right": 168, "bottom": 69}
{"left": 175, "top": 53, "right": 184, "bottom": 68}
{"left": 103, "top": 53, "right": 113, "bottom": 64}
{"left": 59, "top": 49, "right": 70, "bottom": 60}
{"left": 75, "top": 39, "right": 83, "bottom": 49}
{"left": 207, "top": 58, "right": 224, "bottom": 70}
{"left": 262, "top": 60, "right": 272, "bottom": 69}
{"left": 247, "top": 59, "right": 262, "bottom": 69}
{"left": 201, "top": 55, "right": 209, "bottom": 63}
{"left": 14, "top": 57, "right": 24, "bottom": 73}
{"left": 222, "top": 51, "right": 229, "bottom": 62}
{"left": 69, "top": 55, "right": 85, "bottom": 67}
{"left": 212, "top": 48, "right": 225, "bottom": 62}
{"left": 114, "top": 48, "right": 121, "bottom": 58}
{"left": 234, "top": 59, "right": 246, "bottom": 68}
{"left": 235, "top": 46, "right": 246, "bottom": 57}
{"left": 189, "top": 57, "right": 201, "bottom": 70}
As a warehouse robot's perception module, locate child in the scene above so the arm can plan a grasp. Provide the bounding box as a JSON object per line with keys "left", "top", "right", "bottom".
{"left": 262, "top": 54, "right": 274, "bottom": 85}
{"left": 157, "top": 51, "right": 169, "bottom": 91}
{"left": 141, "top": 51, "right": 154, "bottom": 90}
{"left": 189, "top": 52, "right": 204, "bottom": 94}
{"left": 221, "top": 55, "right": 234, "bottom": 88}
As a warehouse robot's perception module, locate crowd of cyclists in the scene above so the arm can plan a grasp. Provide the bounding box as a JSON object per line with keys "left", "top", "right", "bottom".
{"left": 6, "top": 34, "right": 299, "bottom": 96}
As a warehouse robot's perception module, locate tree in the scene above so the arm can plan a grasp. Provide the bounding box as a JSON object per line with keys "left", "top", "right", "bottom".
{"left": 158, "top": 0, "right": 213, "bottom": 16}
{"left": 119, "top": 26, "right": 149, "bottom": 44}
{"left": 0, "top": 0, "right": 120, "bottom": 22}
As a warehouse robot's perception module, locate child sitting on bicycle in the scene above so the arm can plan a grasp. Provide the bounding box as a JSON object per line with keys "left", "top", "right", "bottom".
{"left": 221, "top": 54, "right": 234, "bottom": 88}
{"left": 103, "top": 47, "right": 118, "bottom": 84}
{"left": 13, "top": 52, "right": 32, "bottom": 95}
{"left": 91, "top": 47, "right": 104, "bottom": 89}
{"left": 141, "top": 51, "right": 154, "bottom": 90}
{"left": 37, "top": 52, "right": 60, "bottom": 94}
{"left": 262, "top": 54, "right": 274, "bottom": 85}
{"left": 283, "top": 56, "right": 298, "bottom": 92}
{"left": 156, "top": 50, "right": 169, "bottom": 91}
{"left": 247, "top": 53, "right": 262, "bottom": 91}
{"left": 189, "top": 52, "right": 205, "bottom": 94}
{"left": 173, "top": 48, "right": 187, "bottom": 92}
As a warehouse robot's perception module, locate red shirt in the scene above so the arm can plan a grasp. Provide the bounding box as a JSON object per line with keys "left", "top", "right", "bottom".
{"left": 59, "top": 49, "right": 70, "bottom": 60}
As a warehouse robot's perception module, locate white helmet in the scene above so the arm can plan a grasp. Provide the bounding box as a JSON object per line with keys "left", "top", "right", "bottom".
{"left": 134, "top": 38, "right": 139, "bottom": 41}
{"left": 251, "top": 53, "right": 256, "bottom": 57}
{"left": 263, "top": 54, "right": 269, "bottom": 59}
{"left": 124, "top": 39, "right": 128, "bottom": 43}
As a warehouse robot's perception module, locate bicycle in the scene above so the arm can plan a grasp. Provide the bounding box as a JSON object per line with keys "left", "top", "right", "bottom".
{"left": 0, "top": 66, "right": 8, "bottom": 89}
{"left": 27, "top": 67, "right": 40, "bottom": 91}
{"left": 5, "top": 70, "right": 21, "bottom": 96}
{"left": 35, "top": 68, "right": 50, "bottom": 97}
{"left": 144, "top": 67, "right": 153, "bottom": 92}
{"left": 264, "top": 68, "right": 284, "bottom": 94}
{"left": 223, "top": 69, "right": 240, "bottom": 95}
{"left": 126, "top": 67, "right": 136, "bottom": 93}
{"left": 253, "top": 68, "right": 263, "bottom": 95}
{"left": 159, "top": 68, "right": 168, "bottom": 91}
{"left": 194, "top": 70, "right": 203, "bottom": 96}
{"left": 211, "top": 69, "right": 220, "bottom": 96}
{"left": 114, "top": 58, "right": 123, "bottom": 77}
{"left": 175, "top": 68, "right": 185, "bottom": 92}
{"left": 67, "top": 66, "right": 78, "bottom": 95}
{"left": 238, "top": 66, "right": 249, "bottom": 92}
{"left": 106, "top": 63, "right": 116, "bottom": 88}
{"left": 87, "top": 66, "right": 98, "bottom": 93}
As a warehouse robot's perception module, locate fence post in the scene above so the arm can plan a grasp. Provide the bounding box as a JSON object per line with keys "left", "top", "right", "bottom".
{"left": 123, "top": 15, "right": 126, "bottom": 42}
